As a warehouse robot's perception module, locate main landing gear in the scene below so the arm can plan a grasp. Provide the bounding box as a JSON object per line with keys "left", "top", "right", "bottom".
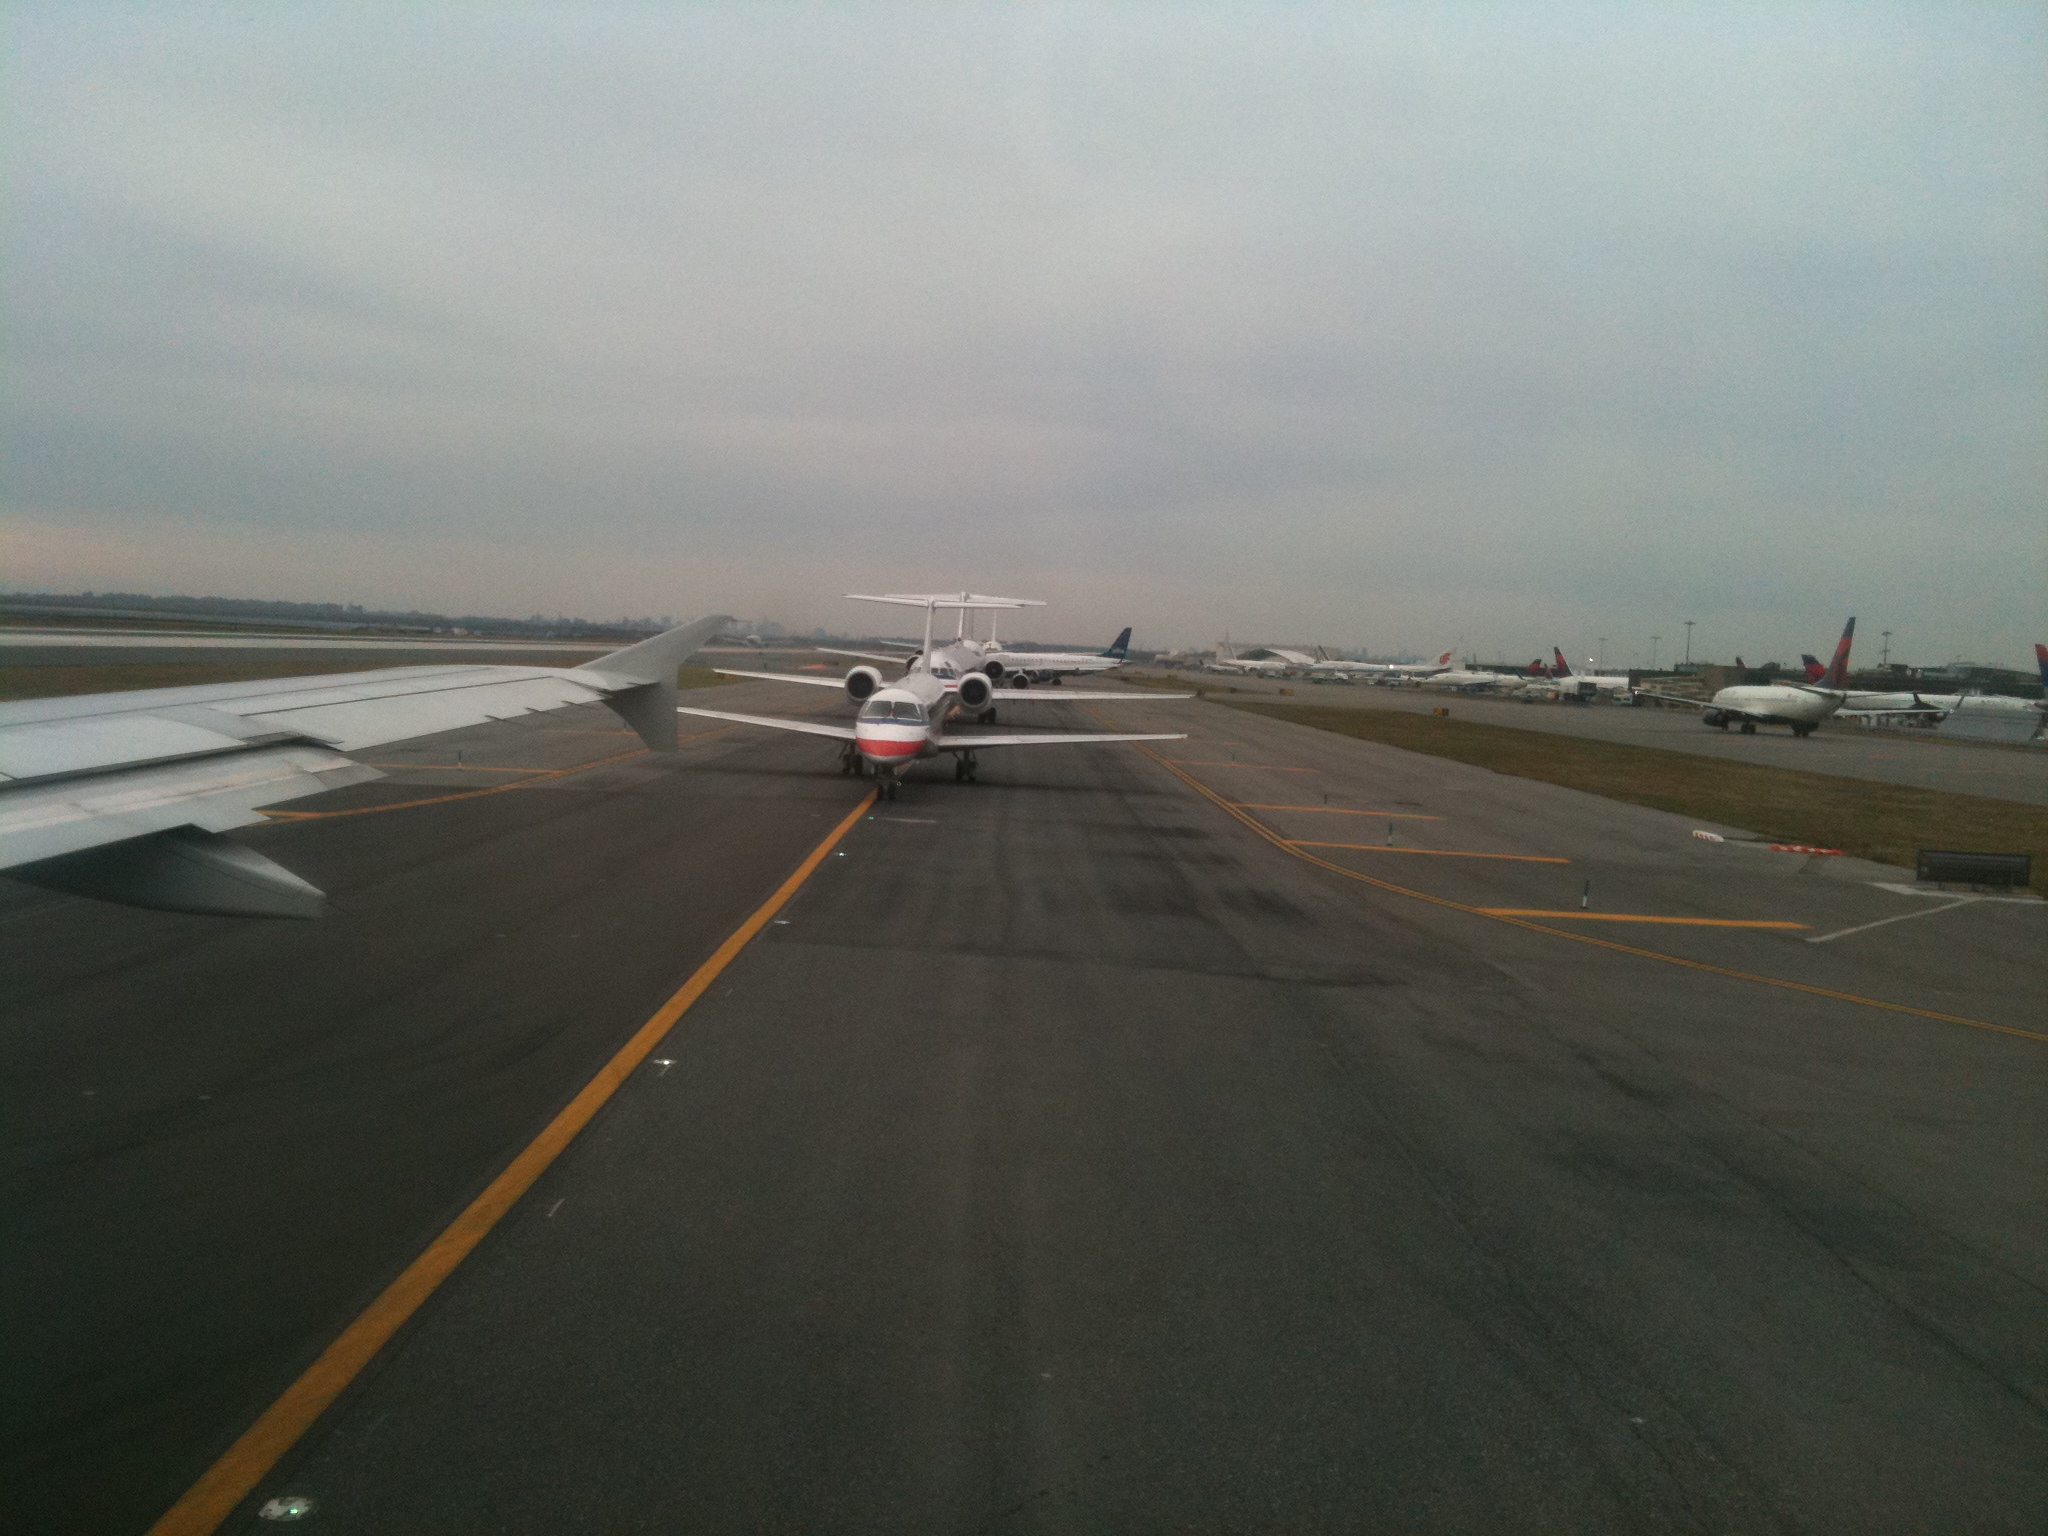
{"left": 840, "top": 745, "right": 861, "bottom": 776}
{"left": 1740, "top": 722, "right": 1757, "bottom": 734}
{"left": 978, "top": 708, "right": 997, "bottom": 724}
{"left": 953, "top": 752, "right": 979, "bottom": 783}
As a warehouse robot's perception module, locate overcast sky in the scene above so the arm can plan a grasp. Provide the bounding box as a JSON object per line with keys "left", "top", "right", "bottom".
{"left": 5, "top": 4, "right": 2043, "bottom": 664}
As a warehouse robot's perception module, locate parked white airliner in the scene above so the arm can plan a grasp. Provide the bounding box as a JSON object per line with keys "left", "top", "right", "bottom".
{"left": 1636, "top": 618, "right": 1859, "bottom": 737}
{"left": 1309, "top": 649, "right": 1456, "bottom": 681}
{"left": 677, "top": 594, "right": 1188, "bottom": 800}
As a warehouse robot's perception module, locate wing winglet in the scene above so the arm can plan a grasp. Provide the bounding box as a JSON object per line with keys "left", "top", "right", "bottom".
{"left": 572, "top": 614, "right": 732, "bottom": 751}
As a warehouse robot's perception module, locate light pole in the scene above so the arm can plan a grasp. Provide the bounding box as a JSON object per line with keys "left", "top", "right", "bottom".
{"left": 1881, "top": 630, "right": 1892, "bottom": 667}
{"left": 1683, "top": 620, "right": 1696, "bottom": 666}
{"left": 1597, "top": 638, "right": 1607, "bottom": 670}
{"left": 1651, "top": 635, "right": 1661, "bottom": 671}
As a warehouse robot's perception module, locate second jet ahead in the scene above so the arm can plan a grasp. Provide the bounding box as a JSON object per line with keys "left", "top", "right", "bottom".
{"left": 679, "top": 593, "right": 1188, "bottom": 799}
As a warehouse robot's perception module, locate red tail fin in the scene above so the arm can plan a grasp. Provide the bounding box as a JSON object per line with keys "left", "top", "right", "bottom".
{"left": 1821, "top": 618, "right": 1855, "bottom": 689}
{"left": 1551, "top": 647, "right": 1572, "bottom": 678}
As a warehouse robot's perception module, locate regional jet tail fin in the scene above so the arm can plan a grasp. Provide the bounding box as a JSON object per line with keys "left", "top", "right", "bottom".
{"left": 1102, "top": 627, "right": 1133, "bottom": 659}
{"left": 1820, "top": 618, "right": 1856, "bottom": 690}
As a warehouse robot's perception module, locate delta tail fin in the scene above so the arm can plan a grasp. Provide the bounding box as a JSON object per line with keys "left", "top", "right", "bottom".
{"left": 1801, "top": 654, "right": 1826, "bottom": 682}
{"left": 1551, "top": 648, "right": 1575, "bottom": 678}
{"left": 1820, "top": 617, "right": 1856, "bottom": 690}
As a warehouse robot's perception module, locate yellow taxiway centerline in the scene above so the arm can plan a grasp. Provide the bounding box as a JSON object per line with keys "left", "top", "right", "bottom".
{"left": 1478, "top": 910, "right": 1808, "bottom": 929}
{"left": 146, "top": 789, "right": 881, "bottom": 1536}
{"left": 1165, "top": 760, "right": 1320, "bottom": 772}
{"left": 1288, "top": 840, "right": 1570, "bottom": 864}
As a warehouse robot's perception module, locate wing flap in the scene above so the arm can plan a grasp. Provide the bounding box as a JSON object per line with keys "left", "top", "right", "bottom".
{"left": 0, "top": 745, "right": 380, "bottom": 869}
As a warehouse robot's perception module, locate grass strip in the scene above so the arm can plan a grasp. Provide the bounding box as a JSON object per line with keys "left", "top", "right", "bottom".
{"left": 1, "top": 660, "right": 736, "bottom": 703}
{"left": 1227, "top": 700, "right": 2047, "bottom": 892}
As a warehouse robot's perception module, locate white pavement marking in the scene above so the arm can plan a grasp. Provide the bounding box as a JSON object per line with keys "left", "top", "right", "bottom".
{"left": 1806, "top": 899, "right": 1980, "bottom": 945}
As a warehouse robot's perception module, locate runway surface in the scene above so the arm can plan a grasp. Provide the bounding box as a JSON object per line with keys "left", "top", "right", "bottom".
{"left": 1190, "top": 673, "right": 2048, "bottom": 806}
{"left": 4, "top": 682, "right": 2044, "bottom": 1533}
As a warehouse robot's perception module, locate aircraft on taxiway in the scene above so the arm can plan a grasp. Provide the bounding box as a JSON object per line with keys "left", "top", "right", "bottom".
{"left": 677, "top": 594, "right": 1189, "bottom": 800}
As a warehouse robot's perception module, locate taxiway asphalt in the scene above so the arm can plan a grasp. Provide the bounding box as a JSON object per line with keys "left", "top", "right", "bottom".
{"left": 4, "top": 682, "right": 2043, "bottom": 1533}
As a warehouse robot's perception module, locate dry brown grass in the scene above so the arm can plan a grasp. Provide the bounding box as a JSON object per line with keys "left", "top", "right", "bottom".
{"left": 1230, "top": 700, "right": 2047, "bottom": 891}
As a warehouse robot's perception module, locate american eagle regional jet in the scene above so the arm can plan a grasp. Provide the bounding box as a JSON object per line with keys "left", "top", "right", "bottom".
{"left": 677, "top": 594, "right": 1188, "bottom": 800}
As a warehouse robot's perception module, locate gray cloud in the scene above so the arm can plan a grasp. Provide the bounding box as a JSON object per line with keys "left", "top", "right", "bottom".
{"left": 5, "top": 3, "right": 2043, "bottom": 665}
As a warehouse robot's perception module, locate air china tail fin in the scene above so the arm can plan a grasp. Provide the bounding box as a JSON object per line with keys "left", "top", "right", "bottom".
{"left": 1551, "top": 648, "right": 1574, "bottom": 678}
{"left": 1433, "top": 650, "right": 1454, "bottom": 667}
{"left": 1821, "top": 617, "right": 1856, "bottom": 689}
{"left": 1102, "top": 627, "right": 1132, "bottom": 659}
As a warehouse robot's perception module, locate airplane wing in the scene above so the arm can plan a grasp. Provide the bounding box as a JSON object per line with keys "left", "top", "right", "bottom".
{"left": 817, "top": 647, "right": 913, "bottom": 664}
{"left": 935, "top": 731, "right": 1186, "bottom": 749}
{"left": 985, "top": 690, "right": 1193, "bottom": 702}
{"left": 712, "top": 669, "right": 851, "bottom": 688}
{"left": 1631, "top": 689, "right": 1708, "bottom": 708}
{"left": 674, "top": 707, "right": 858, "bottom": 741}
{"left": 0, "top": 614, "right": 731, "bottom": 918}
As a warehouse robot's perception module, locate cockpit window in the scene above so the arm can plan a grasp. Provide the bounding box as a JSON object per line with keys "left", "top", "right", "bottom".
{"left": 859, "top": 697, "right": 926, "bottom": 722}
{"left": 931, "top": 663, "right": 957, "bottom": 679}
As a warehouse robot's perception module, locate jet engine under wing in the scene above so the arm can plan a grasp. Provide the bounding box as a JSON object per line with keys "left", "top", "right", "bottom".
{"left": 0, "top": 613, "right": 731, "bottom": 917}
{"left": 675, "top": 707, "right": 858, "bottom": 740}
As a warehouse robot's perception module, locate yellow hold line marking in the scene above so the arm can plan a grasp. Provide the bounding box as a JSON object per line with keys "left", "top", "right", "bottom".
{"left": 1132, "top": 741, "right": 2043, "bottom": 1046}
{"left": 1289, "top": 840, "right": 1570, "bottom": 864}
{"left": 1478, "top": 910, "right": 1809, "bottom": 929}
{"left": 147, "top": 790, "right": 881, "bottom": 1535}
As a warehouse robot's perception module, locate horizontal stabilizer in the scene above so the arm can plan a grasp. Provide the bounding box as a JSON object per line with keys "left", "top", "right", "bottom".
{"left": 992, "top": 690, "right": 1191, "bottom": 702}
{"left": 676, "top": 707, "right": 858, "bottom": 741}
{"left": 936, "top": 731, "right": 1186, "bottom": 749}
{"left": 714, "top": 669, "right": 853, "bottom": 688}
